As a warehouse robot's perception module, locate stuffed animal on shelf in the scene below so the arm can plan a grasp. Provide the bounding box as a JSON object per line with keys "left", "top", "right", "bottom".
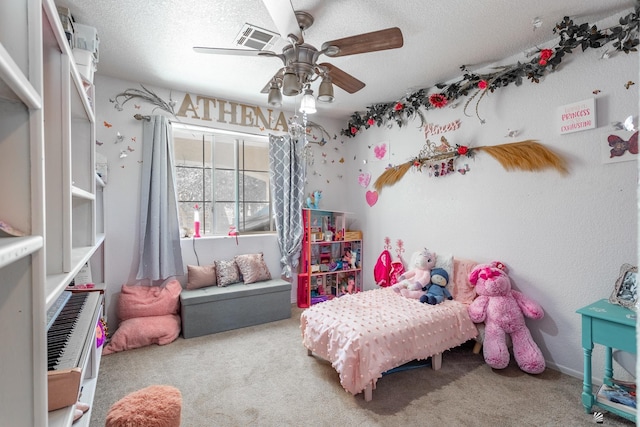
{"left": 391, "top": 248, "right": 436, "bottom": 299}
{"left": 306, "top": 190, "right": 322, "bottom": 209}
{"left": 420, "top": 267, "right": 453, "bottom": 305}
{"left": 467, "top": 262, "right": 545, "bottom": 374}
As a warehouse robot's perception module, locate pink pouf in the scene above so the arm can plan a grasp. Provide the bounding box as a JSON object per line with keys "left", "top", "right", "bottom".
{"left": 105, "top": 385, "right": 182, "bottom": 427}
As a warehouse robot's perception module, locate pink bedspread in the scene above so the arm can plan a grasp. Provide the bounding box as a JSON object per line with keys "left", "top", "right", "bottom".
{"left": 300, "top": 288, "right": 478, "bottom": 395}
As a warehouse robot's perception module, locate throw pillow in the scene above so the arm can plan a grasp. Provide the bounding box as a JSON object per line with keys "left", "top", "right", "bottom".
{"left": 436, "top": 253, "right": 454, "bottom": 284}
{"left": 215, "top": 259, "right": 241, "bottom": 287}
{"left": 234, "top": 253, "right": 272, "bottom": 284}
{"left": 450, "top": 258, "right": 478, "bottom": 304}
{"left": 186, "top": 264, "right": 217, "bottom": 290}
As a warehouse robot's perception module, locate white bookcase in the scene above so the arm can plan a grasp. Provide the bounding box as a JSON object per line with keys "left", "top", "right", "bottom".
{"left": 0, "top": 1, "right": 105, "bottom": 426}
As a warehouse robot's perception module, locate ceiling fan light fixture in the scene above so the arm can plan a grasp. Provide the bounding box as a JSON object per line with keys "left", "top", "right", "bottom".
{"left": 317, "top": 77, "right": 334, "bottom": 103}
{"left": 299, "top": 87, "right": 317, "bottom": 114}
{"left": 282, "top": 68, "right": 301, "bottom": 96}
{"left": 267, "top": 82, "right": 282, "bottom": 107}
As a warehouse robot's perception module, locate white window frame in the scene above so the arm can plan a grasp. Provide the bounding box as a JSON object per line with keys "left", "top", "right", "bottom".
{"left": 172, "top": 123, "right": 274, "bottom": 237}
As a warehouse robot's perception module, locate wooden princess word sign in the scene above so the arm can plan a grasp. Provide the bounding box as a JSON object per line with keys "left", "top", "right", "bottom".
{"left": 558, "top": 98, "right": 596, "bottom": 134}
{"left": 176, "top": 93, "right": 289, "bottom": 132}
{"left": 423, "top": 119, "right": 461, "bottom": 139}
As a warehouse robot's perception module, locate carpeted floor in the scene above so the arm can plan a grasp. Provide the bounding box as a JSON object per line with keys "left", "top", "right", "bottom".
{"left": 89, "top": 306, "right": 634, "bottom": 426}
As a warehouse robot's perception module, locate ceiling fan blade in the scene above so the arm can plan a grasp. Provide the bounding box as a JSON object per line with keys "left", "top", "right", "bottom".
{"left": 262, "top": 0, "right": 303, "bottom": 43}
{"left": 319, "top": 63, "right": 365, "bottom": 94}
{"left": 193, "top": 46, "right": 281, "bottom": 58}
{"left": 260, "top": 68, "right": 285, "bottom": 93}
{"left": 322, "top": 27, "right": 403, "bottom": 57}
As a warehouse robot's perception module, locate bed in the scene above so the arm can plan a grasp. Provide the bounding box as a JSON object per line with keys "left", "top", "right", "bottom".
{"left": 300, "top": 257, "right": 479, "bottom": 401}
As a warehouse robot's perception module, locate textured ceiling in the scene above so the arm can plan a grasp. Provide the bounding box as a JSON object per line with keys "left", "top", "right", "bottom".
{"left": 58, "top": 0, "right": 634, "bottom": 119}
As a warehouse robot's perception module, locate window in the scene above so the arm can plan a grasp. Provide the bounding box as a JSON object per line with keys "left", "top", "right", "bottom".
{"left": 173, "top": 124, "right": 273, "bottom": 236}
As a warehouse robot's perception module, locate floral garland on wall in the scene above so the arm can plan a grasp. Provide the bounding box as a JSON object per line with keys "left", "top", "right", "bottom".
{"left": 341, "top": 7, "right": 639, "bottom": 137}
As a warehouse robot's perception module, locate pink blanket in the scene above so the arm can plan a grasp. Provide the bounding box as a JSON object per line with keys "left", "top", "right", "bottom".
{"left": 300, "top": 288, "right": 478, "bottom": 395}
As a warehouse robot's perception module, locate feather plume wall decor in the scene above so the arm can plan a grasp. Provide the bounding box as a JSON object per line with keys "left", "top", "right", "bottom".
{"left": 374, "top": 140, "right": 567, "bottom": 192}
{"left": 110, "top": 85, "right": 176, "bottom": 116}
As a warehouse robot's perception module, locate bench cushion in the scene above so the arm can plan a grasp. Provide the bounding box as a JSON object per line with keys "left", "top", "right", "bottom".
{"left": 180, "top": 279, "right": 292, "bottom": 338}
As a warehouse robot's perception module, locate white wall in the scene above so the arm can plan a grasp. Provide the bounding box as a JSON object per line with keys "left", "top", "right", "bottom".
{"left": 94, "top": 8, "right": 637, "bottom": 382}
{"left": 337, "top": 19, "right": 638, "bottom": 379}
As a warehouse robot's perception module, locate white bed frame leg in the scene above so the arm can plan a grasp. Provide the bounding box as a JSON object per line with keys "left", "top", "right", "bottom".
{"left": 432, "top": 353, "right": 442, "bottom": 370}
{"left": 364, "top": 382, "right": 373, "bottom": 402}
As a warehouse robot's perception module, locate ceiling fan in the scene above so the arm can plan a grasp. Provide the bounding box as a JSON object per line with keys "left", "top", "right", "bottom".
{"left": 193, "top": 0, "right": 403, "bottom": 110}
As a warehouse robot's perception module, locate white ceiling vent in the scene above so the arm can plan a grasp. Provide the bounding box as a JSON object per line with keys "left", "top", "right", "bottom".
{"left": 234, "top": 24, "right": 286, "bottom": 51}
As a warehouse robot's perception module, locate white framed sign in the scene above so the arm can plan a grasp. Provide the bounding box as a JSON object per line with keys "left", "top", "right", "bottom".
{"left": 558, "top": 98, "right": 596, "bottom": 134}
{"left": 74, "top": 262, "right": 93, "bottom": 285}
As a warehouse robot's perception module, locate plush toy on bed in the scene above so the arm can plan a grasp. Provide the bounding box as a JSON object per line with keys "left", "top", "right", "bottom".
{"left": 467, "top": 262, "right": 545, "bottom": 374}
{"left": 391, "top": 248, "right": 436, "bottom": 299}
{"left": 420, "top": 267, "right": 453, "bottom": 304}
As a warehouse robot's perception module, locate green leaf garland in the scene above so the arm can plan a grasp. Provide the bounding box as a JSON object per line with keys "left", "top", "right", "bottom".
{"left": 342, "top": 7, "right": 639, "bottom": 137}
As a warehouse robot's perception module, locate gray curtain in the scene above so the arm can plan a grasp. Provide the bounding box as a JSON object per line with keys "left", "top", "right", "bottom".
{"left": 269, "top": 134, "right": 306, "bottom": 278}
{"left": 136, "top": 115, "right": 184, "bottom": 280}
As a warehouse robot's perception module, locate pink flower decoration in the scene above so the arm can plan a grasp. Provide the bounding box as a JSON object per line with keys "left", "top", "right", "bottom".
{"left": 367, "top": 117, "right": 375, "bottom": 126}
{"left": 428, "top": 93, "right": 448, "bottom": 108}
{"left": 394, "top": 102, "right": 404, "bottom": 111}
{"left": 350, "top": 126, "right": 358, "bottom": 135}
{"left": 478, "top": 80, "right": 488, "bottom": 90}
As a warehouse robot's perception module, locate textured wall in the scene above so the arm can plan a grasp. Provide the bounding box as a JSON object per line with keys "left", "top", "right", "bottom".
{"left": 336, "top": 40, "right": 638, "bottom": 379}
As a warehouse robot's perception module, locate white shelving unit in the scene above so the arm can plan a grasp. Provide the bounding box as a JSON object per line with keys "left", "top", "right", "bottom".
{"left": 0, "top": 1, "right": 105, "bottom": 426}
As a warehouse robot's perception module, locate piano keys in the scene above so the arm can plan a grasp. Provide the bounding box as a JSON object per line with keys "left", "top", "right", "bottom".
{"left": 46, "top": 290, "right": 102, "bottom": 412}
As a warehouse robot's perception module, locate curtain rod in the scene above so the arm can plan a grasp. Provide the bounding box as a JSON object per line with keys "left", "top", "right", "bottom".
{"left": 134, "top": 114, "right": 174, "bottom": 124}
{"left": 133, "top": 114, "right": 151, "bottom": 121}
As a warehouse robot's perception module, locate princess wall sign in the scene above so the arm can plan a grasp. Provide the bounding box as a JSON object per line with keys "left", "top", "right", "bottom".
{"left": 558, "top": 98, "right": 596, "bottom": 135}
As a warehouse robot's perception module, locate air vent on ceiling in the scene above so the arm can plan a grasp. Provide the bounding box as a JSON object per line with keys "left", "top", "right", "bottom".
{"left": 234, "top": 23, "right": 286, "bottom": 51}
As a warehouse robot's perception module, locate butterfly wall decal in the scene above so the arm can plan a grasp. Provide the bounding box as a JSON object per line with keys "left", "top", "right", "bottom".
{"left": 608, "top": 131, "right": 638, "bottom": 158}
{"left": 612, "top": 115, "right": 636, "bottom": 132}
{"left": 103, "top": 121, "right": 112, "bottom": 128}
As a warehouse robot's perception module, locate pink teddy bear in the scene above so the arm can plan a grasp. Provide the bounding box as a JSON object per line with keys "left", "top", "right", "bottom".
{"left": 467, "top": 262, "right": 545, "bottom": 374}
{"left": 391, "top": 248, "right": 436, "bottom": 299}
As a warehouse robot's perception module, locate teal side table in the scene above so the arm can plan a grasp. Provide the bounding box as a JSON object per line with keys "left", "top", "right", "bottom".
{"left": 576, "top": 299, "right": 637, "bottom": 422}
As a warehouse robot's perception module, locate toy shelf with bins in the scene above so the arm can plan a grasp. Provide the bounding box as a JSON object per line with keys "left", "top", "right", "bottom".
{"left": 297, "top": 209, "right": 362, "bottom": 308}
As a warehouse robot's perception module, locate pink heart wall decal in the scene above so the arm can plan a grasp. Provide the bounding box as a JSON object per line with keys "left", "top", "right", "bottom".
{"left": 365, "top": 190, "right": 378, "bottom": 207}
{"left": 358, "top": 172, "right": 371, "bottom": 187}
{"left": 374, "top": 143, "right": 387, "bottom": 160}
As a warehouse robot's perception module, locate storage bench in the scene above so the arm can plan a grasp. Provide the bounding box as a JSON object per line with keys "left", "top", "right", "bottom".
{"left": 180, "top": 279, "right": 292, "bottom": 338}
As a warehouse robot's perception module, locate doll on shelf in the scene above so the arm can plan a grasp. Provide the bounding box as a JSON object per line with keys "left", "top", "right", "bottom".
{"left": 343, "top": 249, "right": 355, "bottom": 269}
{"left": 315, "top": 277, "right": 325, "bottom": 295}
{"left": 338, "top": 280, "right": 348, "bottom": 296}
{"left": 346, "top": 276, "right": 356, "bottom": 294}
